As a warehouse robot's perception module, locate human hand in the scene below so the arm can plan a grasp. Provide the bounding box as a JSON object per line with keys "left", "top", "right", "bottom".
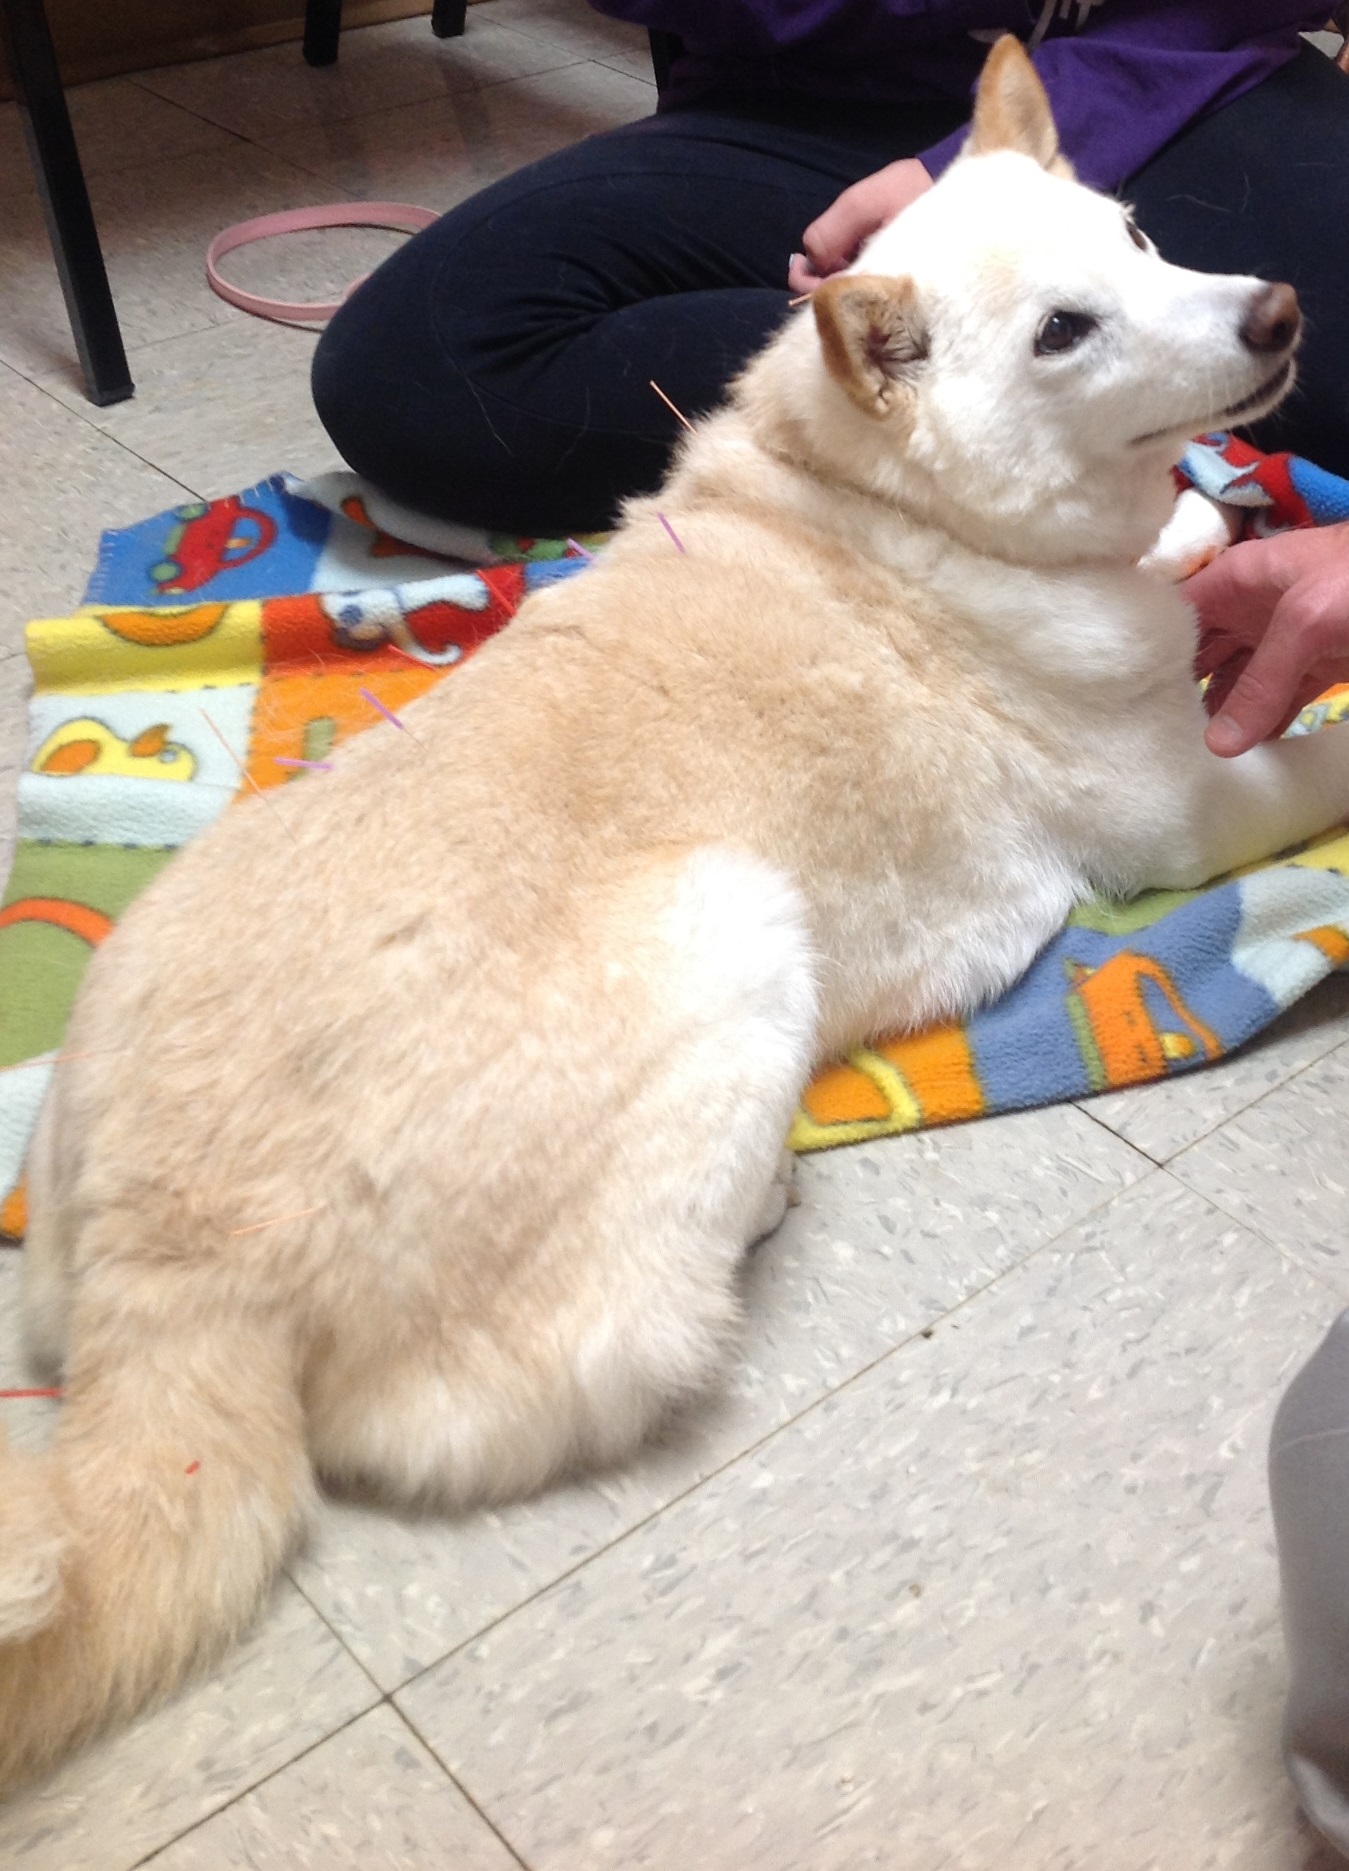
{"left": 1188, "top": 522, "right": 1349, "bottom": 756}
{"left": 787, "top": 158, "right": 934, "bottom": 296}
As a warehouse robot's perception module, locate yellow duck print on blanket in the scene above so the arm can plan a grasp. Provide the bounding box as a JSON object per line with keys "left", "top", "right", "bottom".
{"left": 32, "top": 719, "right": 196, "bottom": 782}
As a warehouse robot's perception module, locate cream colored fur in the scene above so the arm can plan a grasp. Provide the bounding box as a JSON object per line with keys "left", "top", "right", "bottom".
{"left": 2, "top": 37, "right": 1344, "bottom": 1788}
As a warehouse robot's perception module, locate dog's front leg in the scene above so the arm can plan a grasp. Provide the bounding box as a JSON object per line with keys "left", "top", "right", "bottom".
{"left": 1138, "top": 487, "right": 1241, "bottom": 584}
{"left": 1144, "top": 726, "right": 1349, "bottom": 891}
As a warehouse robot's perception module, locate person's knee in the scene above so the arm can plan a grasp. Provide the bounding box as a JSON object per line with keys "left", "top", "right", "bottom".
{"left": 309, "top": 303, "right": 367, "bottom": 467}
{"left": 311, "top": 258, "right": 507, "bottom": 524}
{"left": 310, "top": 238, "right": 676, "bottom": 534}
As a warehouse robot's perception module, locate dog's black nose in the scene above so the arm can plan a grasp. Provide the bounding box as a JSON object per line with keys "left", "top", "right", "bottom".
{"left": 1240, "top": 281, "right": 1301, "bottom": 354}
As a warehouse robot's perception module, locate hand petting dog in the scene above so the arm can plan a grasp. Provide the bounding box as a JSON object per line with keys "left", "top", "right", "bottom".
{"left": 1191, "top": 521, "right": 1349, "bottom": 756}
{"left": 787, "top": 158, "right": 934, "bottom": 295}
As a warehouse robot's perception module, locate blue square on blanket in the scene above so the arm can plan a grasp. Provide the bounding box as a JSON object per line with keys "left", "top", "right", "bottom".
{"left": 523, "top": 558, "right": 591, "bottom": 592}
{"left": 1290, "top": 456, "right": 1349, "bottom": 528}
{"left": 84, "top": 475, "right": 332, "bottom": 608}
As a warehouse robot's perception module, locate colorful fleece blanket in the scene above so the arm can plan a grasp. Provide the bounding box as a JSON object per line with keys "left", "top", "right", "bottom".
{"left": 2, "top": 438, "right": 1349, "bottom": 1240}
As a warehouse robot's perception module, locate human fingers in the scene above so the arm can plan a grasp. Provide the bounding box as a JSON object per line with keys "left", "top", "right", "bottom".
{"left": 1193, "top": 623, "right": 1245, "bottom": 683}
{"left": 799, "top": 185, "right": 885, "bottom": 285}
{"left": 798, "top": 159, "right": 933, "bottom": 283}
{"left": 1183, "top": 535, "right": 1296, "bottom": 649}
{"left": 1198, "top": 644, "right": 1249, "bottom": 718}
{"left": 786, "top": 252, "right": 824, "bottom": 296}
{"left": 1204, "top": 584, "right": 1349, "bottom": 755}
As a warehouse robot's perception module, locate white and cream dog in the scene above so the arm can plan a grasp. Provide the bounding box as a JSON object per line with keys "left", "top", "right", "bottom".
{"left": 0, "top": 37, "right": 1336, "bottom": 1787}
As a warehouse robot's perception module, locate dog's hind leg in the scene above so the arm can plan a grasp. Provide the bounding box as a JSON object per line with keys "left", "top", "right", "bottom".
{"left": 307, "top": 848, "right": 820, "bottom": 1511}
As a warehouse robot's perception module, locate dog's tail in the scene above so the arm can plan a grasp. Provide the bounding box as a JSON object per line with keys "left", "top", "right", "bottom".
{"left": 0, "top": 1304, "right": 314, "bottom": 1791}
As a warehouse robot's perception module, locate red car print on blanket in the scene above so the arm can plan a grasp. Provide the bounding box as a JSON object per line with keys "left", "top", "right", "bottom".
{"left": 148, "top": 497, "right": 278, "bottom": 596}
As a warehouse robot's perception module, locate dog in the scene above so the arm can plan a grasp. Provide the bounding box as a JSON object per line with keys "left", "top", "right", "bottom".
{"left": 0, "top": 35, "right": 1336, "bottom": 1789}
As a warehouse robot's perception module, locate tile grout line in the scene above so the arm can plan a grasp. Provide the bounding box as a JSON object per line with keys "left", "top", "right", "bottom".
{"left": 1145, "top": 1152, "right": 1349, "bottom": 1305}
{"left": 1, "top": 365, "right": 208, "bottom": 503}
{"left": 1070, "top": 1096, "right": 1167, "bottom": 1166}
{"left": 1070, "top": 995, "right": 1349, "bottom": 1170}
{"left": 394, "top": 1701, "right": 534, "bottom": 1870}
{"left": 0, "top": 65, "right": 251, "bottom": 169}
{"left": 1166, "top": 1161, "right": 1349, "bottom": 1300}
{"left": 281, "top": 1564, "right": 395, "bottom": 1697}
{"left": 81, "top": 431, "right": 204, "bottom": 504}
{"left": 126, "top": 39, "right": 600, "bottom": 151}
{"left": 2, "top": 124, "right": 383, "bottom": 393}
{"left": 1263, "top": 1234, "right": 1349, "bottom": 1310}
{"left": 1163, "top": 1034, "right": 1349, "bottom": 1241}
{"left": 7, "top": 308, "right": 222, "bottom": 387}
{"left": 244, "top": 52, "right": 647, "bottom": 191}
{"left": 125, "top": 1699, "right": 386, "bottom": 1869}
{"left": 122, "top": 1685, "right": 533, "bottom": 1868}
{"left": 382, "top": 1146, "right": 1161, "bottom": 1701}
{"left": 594, "top": 61, "right": 657, "bottom": 87}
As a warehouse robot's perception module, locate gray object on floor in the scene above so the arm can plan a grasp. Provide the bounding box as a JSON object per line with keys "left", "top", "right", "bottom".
{"left": 1271, "top": 1310, "right": 1349, "bottom": 1860}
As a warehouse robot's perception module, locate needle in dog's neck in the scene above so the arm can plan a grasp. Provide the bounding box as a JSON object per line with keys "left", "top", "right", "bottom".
{"left": 359, "top": 685, "right": 426, "bottom": 749}
{"left": 649, "top": 379, "right": 695, "bottom": 433}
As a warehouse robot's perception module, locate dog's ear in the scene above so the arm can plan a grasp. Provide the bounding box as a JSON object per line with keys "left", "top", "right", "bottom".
{"left": 812, "top": 274, "right": 927, "bottom": 420}
{"left": 966, "top": 34, "right": 1074, "bottom": 178}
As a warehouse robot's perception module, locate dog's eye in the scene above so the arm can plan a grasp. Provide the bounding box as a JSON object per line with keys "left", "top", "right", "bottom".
{"left": 1034, "top": 310, "right": 1098, "bottom": 357}
{"left": 1126, "top": 219, "right": 1149, "bottom": 251}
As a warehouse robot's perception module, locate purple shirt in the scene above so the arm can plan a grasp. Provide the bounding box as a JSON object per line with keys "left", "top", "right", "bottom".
{"left": 586, "top": 2, "right": 1328, "bottom": 190}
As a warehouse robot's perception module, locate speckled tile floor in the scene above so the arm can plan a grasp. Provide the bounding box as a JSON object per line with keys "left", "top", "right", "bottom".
{"left": 3, "top": 11, "right": 1349, "bottom": 1868}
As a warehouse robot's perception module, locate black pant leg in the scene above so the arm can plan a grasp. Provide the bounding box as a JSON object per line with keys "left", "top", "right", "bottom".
{"left": 1127, "top": 44, "right": 1349, "bottom": 477}
{"left": 311, "top": 101, "right": 962, "bottom": 534}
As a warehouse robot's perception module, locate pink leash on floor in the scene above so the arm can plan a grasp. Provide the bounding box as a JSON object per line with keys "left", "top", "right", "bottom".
{"left": 205, "top": 202, "right": 438, "bottom": 324}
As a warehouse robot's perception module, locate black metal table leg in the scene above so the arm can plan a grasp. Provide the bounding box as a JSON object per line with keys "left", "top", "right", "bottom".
{"left": 305, "top": 0, "right": 462, "bottom": 64}
{"left": 302, "top": 0, "right": 343, "bottom": 67}
{"left": 0, "top": 0, "right": 132, "bottom": 405}
{"left": 430, "top": 0, "right": 467, "bottom": 40}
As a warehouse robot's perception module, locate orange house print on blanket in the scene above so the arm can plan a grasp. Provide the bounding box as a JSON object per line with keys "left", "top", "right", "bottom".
{"left": 1063, "top": 950, "right": 1222, "bottom": 1092}
{"left": 791, "top": 1022, "right": 985, "bottom": 1149}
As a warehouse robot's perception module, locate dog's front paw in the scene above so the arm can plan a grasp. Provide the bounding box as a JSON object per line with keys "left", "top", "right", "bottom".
{"left": 1139, "top": 487, "right": 1240, "bottom": 583}
{"left": 748, "top": 1149, "right": 799, "bottom": 1247}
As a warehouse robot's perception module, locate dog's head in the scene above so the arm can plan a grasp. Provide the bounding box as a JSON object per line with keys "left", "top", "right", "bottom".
{"left": 776, "top": 37, "right": 1299, "bottom": 565}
